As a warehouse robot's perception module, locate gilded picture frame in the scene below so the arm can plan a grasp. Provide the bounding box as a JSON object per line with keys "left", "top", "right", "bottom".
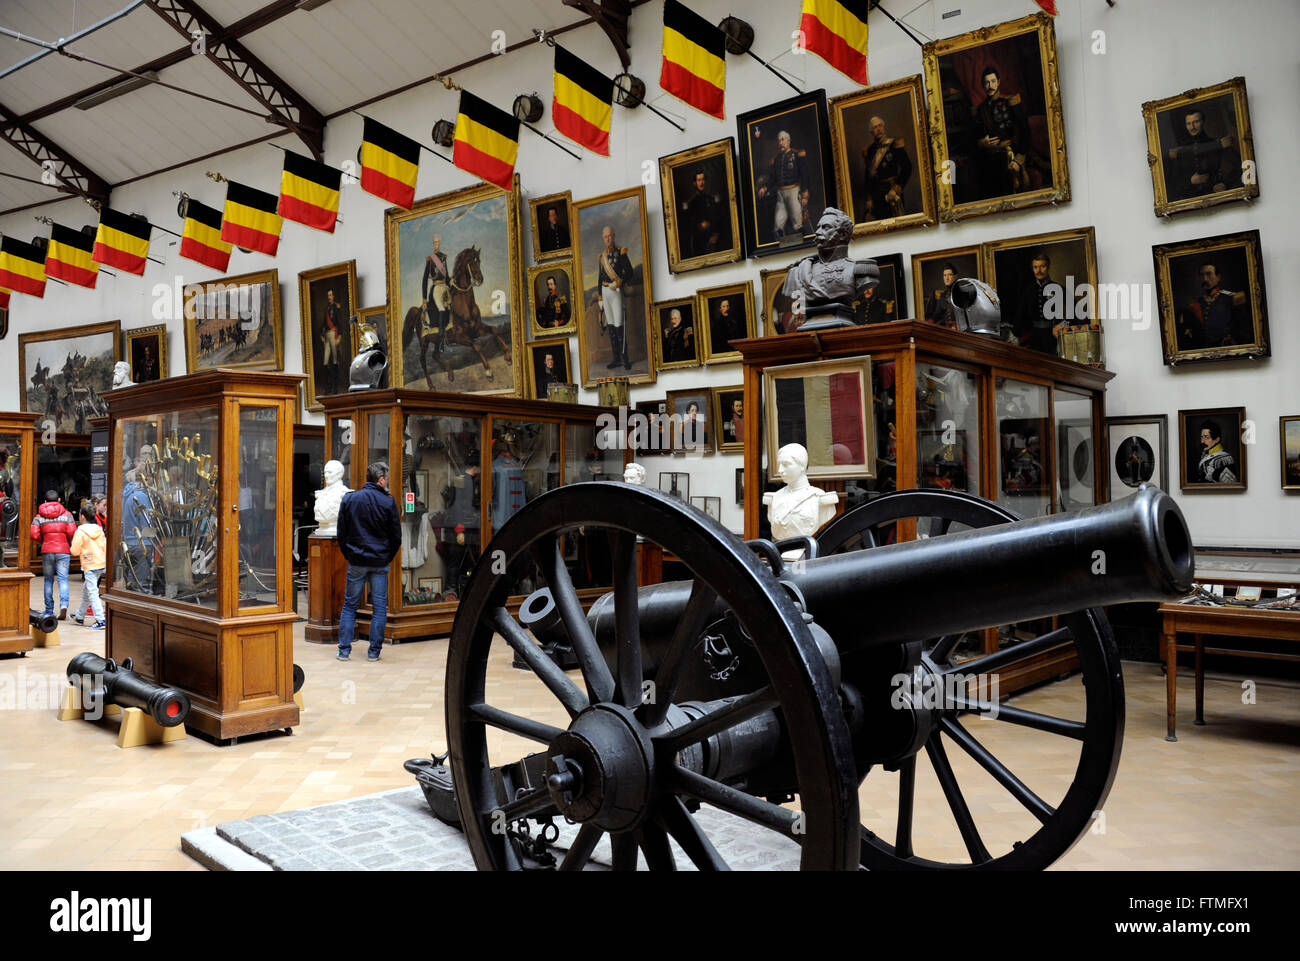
{"left": 526, "top": 261, "right": 577, "bottom": 338}
{"left": 298, "top": 259, "right": 358, "bottom": 412}
{"left": 911, "top": 245, "right": 983, "bottom": 329}
{"left": 666, "top": 387, "right": 712, "bottom": 454}
{"left": 19, "top": 319, "right": 121, "bottom": 434}
{"left": 653, "top": 296, "right": 700, "bottom": 371}
{"left": 763, "top": 355, "right": 875, "bottom": 482}
{"left": 572, "top": 185, "right": 656, "bottom": 388}
{"left": 983, "top": 226, "right": 1099, "bottom": 357}
{"left": 921, "top": 12, "right": 1070, "bottom": 222}
{"left": 1142, "top": 76, "right": 1258, "bottom": 218}
{"left": 1280, "top": 416, "right": 1300, "bottom": 491}
{"left": 829, "top": 75, "right": 937, "bottom": 237}
{"left": 529, "top": 190, "right": 574, "bottom": 263}
{"left": 385, "top": 177, "right": 524, "bottom": 395}
{"left": 697, "top": 280, "right": 755, "bottom": 365}
{"left": 758, "top": 264, "right": 794, "bottom": 335}
{"left": 1152, "top": 229, "right": 1270, "bottom": 366}
{"left": 711, "top": 384, "right": 745, "bottom": 453}
{"left": 123, "top": 323, "right": 168, "bottom": 383}
{"left": 182, "top": 268, "right": 282, "bottom": 374}
{"left": 527, "top": 337, "right": 572, "bottom": 400}
{"left": 1178, "top": 406, "right": 1246, "bottom": 491}
{"left": 658, "top": 137, "right": 744, "bottom": 273}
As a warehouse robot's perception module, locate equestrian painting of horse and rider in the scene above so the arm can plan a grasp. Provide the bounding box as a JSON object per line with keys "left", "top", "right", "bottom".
{"left": 18, "top": 320, "right": 120, "bottom": 435}
{"left": 384, "top": 178, "right": 524, "bottom": 396}
{"left": 182, "top": 268, "right": 284, "bottom": 374}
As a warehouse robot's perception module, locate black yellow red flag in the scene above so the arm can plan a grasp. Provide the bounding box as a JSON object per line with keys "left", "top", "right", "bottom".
{"left": 360, "top": 117, "right": 420, "bottom": 209}
{"left": 660, "top": 0, "right": 726, "bottom": 119}
{"left": 0, "top": 236, "right": 48, "bottom": 297}
{"left": 279, "top": 150, "right": 342, "bottom": 232}
{"left": 221, "top": 181, "right": 283, "bottom": 256}
{"left": 799, "top": 0, "right": 869, "bottom": 85}
{"left": 92, "top": 207, "right": 151, "bottom": 275}
{"left": 552, "top": 44, "right": 613, "bottom": 156}
{"left": 452, "top": 90, "right": 520, "bottom": 192}
{"left": 45, "top": 223, "right": 99, "bottom": 289}
{"left": 180, "top": 199, "right": 233, "bottom": 272}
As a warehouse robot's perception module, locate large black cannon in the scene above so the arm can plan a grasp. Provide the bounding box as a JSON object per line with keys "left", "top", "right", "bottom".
{"left": 30, "top": 610, "right": 58, "bottom": 634}
{"left": 444, "top": 484, "right": 1193, "bottom": 871}
{"left": 66, "top": 653, "right": 191, "bottom": 728}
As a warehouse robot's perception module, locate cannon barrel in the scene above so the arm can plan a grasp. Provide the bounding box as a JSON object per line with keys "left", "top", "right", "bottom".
{"left": 66, "top": 652, "right": 191, "bottom": 728}
{"left": 30, "top": 610, "right": 58, "bottom": 634}
{"left": 591, "top": 487, "right": 1193, "bottom": 649}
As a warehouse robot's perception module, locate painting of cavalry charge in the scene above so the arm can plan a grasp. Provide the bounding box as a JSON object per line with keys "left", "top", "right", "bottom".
{"left": 19, "top": 320, "right": 120, "bottom": 434}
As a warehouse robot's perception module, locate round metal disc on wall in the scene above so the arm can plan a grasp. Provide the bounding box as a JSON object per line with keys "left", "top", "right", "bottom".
{"left": 512, "top": 93, "right": 543, "bottom": 124}
{"left": 432, "top": 119, "right": 455, "bottom": 148}
{"left": 612, "top": 73, "right": 646, "bottom": 108}
{"left": 718, "top": 16, "right": 754, "bottom": 55}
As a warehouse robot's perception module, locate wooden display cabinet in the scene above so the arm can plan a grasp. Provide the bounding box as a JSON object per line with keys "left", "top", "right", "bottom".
{"left": 104, "top": 371, "right": 303, "bottom": 741}
{"left": 735, "top": 321, "right": 1113, "bottom": 692}
{"left": 320, "top": 389, "right": 627, "bottom": 641}
{"left": 0, "top": 413, "right": 38, "bottom": 654}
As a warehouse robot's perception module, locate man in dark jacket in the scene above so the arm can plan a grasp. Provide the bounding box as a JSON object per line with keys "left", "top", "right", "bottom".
{"left": 335, "top": 462, "right": 401, "bottom": 661}
{"left": 31, "top": 490, "right": 76, "bottom": 619}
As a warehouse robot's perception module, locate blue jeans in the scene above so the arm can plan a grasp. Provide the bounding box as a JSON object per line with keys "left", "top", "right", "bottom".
{"left": 77, "top": 568, "right": 106, "bottom": 623}
{"left": 337, "top": 564, "right": 388, "bottom": 657}
{"left": 42, "top": 553, "right": 70, "bottom": 615}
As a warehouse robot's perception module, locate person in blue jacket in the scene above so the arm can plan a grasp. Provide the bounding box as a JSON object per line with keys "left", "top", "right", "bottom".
{"left": 335, "top": 462, "right": 401, "bottom": 661}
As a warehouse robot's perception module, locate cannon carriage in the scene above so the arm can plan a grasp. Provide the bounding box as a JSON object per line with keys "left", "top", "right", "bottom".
{"left": 442, "top": 482, "right": 1193, "bottom": 870}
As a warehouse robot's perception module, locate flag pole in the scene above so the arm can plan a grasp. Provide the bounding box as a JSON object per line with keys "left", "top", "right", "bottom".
{"left": 519, "top": 122, "right": 583, "bottom": 161}
{"left": 743, "top": 48, "right": 802, "bottom": 94}
{"left": 266, "top": 144, "right": 346, "bottom": 223}
{"left": 618, "top": 88, "right": 686, "bottom": 132}
{"left": 873, "top": 3, "right": 926, "bottom": 47}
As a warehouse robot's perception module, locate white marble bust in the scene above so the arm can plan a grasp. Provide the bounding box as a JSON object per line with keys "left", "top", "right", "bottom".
{"left": 623, "top": 462, "right": 647, "bottom": 486}
{"left": 762, "top": 443, "right": 838, "bottom": 542}
{"left": 111, "top": 361, "right": 133, "bottom": 389}
{"left": 313, "top": 459, "right": 350, "bottom": 535}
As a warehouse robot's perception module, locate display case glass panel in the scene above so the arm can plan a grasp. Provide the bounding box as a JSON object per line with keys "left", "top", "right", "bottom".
{"left": 0, "top": 434, "right": 21, "bottom": 557}
{"left": 916, "top": 362, "right": 980, "bottom": 495}
{"left": 36, "top": 444, "right": 91, "bottom": 518}
{"left": 331, "top": 417, "right": 353, "bottom": 474}
{"left": 1054, "top": 388, "right": 1095, "bottom": 512}
{"left": 238, "top": 405, "right": 279, "bottom": 607}
{"left": 566, "top": 423, "right": 622, "bottom": 484}
{"left": 367, "top": 413, "right": 390, "bottom": 474}
{"left": 996, "top": 377, "right": 1051, "bottom": 519}
{"left": 402, "top": 413, "right": 482, "bottom": 604}
{"left": 293, "top": 429, "right": 324, "bottom": 573}
{"left": 114, "top": 408, "right": 220, "bottom": 608}
{"left": 489, "top": 419, "right": 560, "bottom": 535}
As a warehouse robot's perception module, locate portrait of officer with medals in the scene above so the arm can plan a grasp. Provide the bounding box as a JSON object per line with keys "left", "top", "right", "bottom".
{"left": 526, "top": 263, "right": 577, "bottom": 338}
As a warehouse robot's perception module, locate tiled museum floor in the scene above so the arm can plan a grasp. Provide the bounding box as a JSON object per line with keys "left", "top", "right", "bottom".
{"left": 1, "top": 583, "right": 1296, "bottom": 871}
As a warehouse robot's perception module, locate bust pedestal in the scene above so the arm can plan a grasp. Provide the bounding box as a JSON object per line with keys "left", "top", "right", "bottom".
{"left": 305, "top": 532, "right": 347, "bottom": 644}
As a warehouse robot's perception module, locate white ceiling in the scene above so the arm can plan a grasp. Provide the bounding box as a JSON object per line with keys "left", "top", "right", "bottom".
{"left": 0, "top": 0, "right": 594, "bottom": 212}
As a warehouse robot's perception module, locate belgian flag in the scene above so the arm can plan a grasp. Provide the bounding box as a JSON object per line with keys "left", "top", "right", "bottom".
{"left": 552, "top": 44, "right": 613, "bottom": 157}
{"left": 452, "top": 90, "right": 519, "bottom": 192}
{"left": 279, "top": 150, "right": 341, "bottom": 232}
{"left": 179, "top": 199, "right": 232, "bottom": 272}
{"left": 92, "top": 207, "right": 151, "bottom": 275}
{"left": 360, "top": 117, "right": 420, "bottom": 209}
{"left": 0, "top": 236, "right": 47, "bottom": 297}
{"left": 221, "top": 180, "right": 282, "bottom": 256}
{"left": 0, "top": 289, "right": 9, "bottom": 310}
{"left": 660, "top": 0, "right": 726, "bottom": 119}
{"left": 44, "top": 223, "right": 99, "bottom": 289}
{"left": 800, "top": 0, "right": 869, "bottom": 85}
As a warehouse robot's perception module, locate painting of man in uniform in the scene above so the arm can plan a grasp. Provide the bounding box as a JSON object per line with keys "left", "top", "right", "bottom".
{"left": 1168, "top": 246, "right": 1252, "bottom": 353}
{"left": 389, "top": 184, "right": 519, "bottom": 395}
{"left": 1156, "top": 93, "right": 1242, "bottom": 203}
{"left": 936, "top": 31, "right": 1049, "bottom": 205}
{"left": 669, "top": 153, "right": 734, "bottom": 264}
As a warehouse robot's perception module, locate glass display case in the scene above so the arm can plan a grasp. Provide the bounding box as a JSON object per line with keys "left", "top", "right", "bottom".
{"left": 30, "top": 439, "right": 92, "bottom": 573}
{"left": 736, "top": 321, "right": 1110, "bottom": 692}
{"left": 0, "top": 412, "right": 38, "bottom": 654}
{"left": 321, "top": 389, "right": 627, "bottom": 640}
{"left": 105, "top": 371, "right": 302, "bottom": 742}
{"left": 292, "top": 424, "right": 325, "bottom": 600}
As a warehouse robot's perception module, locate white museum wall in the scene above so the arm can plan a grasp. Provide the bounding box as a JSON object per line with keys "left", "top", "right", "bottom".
{"left": 0, "top": 0, "right": 1295, "bottom": 545}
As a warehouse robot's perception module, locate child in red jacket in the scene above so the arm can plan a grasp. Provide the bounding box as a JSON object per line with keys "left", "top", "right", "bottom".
{"left": 31, "top": 491, "right": 76, "bottom": 619}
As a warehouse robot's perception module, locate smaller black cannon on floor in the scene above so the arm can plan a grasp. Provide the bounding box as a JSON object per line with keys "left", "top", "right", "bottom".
{"left": 66, "top": 653, "right": 191, "bottom": 728}
{"left": 30, "top": 610, "right": 58, "bottom": 634}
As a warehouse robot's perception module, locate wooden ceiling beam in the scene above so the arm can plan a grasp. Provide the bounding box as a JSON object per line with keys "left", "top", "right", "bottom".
{"left": 0, "top": 100, "right": 111, "bottom": 205}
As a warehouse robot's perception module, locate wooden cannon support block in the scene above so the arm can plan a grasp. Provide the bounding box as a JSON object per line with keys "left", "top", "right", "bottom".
{"left": 56, "top": 688, "right": 188, "bottom": 748}
{"left": 31, "top": 625, "right": 59, "bottom": 648}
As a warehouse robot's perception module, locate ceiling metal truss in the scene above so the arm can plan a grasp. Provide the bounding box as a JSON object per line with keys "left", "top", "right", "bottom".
{"left": 0, "top": 102, "right": 112, "bottom": 204}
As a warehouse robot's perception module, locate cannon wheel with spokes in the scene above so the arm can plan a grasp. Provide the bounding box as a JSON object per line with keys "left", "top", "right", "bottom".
{"left": 446, "top": 483, "right": 861, "bottom": 870}
{"left": 818, "top": 488, "right": 1125, "bottom": 870}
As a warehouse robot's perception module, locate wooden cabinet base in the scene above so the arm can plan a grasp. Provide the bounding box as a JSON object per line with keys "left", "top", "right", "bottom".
{"left": 107, "top": 592, "right": 299, "bottom": 742}
{"left": 0, "top": 570, "right": 34, "bottom": 655}
{"left": 305, "top": 533, "right": 346, "bottom": 644}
